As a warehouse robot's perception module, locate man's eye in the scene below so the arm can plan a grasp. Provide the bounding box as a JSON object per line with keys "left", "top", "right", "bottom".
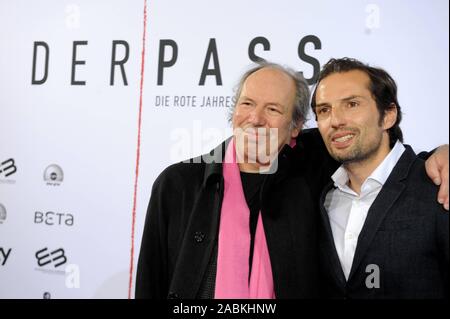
{"left": 348, "top": 101, "right": 359, "bottom": 107}
{"left": 266, "top": 106, "right": 283, "bottom": 116}
{"left": 317, "top": 107, "right": 329, "bottom": 114}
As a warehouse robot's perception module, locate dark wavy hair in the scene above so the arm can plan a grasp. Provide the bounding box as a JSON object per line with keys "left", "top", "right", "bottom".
{"left": 311, "top": 57, "right": 403, "bottom": 147}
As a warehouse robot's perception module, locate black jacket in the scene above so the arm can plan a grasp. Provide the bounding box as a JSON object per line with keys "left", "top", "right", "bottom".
{"left": 318, "top": 145, "right": 449, "bottom": 298}
{"left": 135, "top": 132, "right": 323, "bottom": 299}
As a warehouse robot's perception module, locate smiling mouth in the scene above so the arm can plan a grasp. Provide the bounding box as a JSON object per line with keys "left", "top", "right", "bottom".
{"left": 331, "top": 133, "right": 355, "bottom": 148}
{"left": 244, "top": 128, "right": 271, "bottom": 138}
{"left": 333, "top": 134, "right": 354, "bottom": 142}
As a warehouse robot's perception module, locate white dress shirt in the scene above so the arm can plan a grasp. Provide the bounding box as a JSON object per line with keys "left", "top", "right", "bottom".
{"left": 324, "top": 141, "right": 406, "bottom": 280}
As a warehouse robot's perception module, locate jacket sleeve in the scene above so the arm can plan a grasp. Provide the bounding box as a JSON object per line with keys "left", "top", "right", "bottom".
{"left": 436, "top": 201, "right": 449, "bottom": 297}
{"left": 295, "top": 128, "right": 339, "bottom": 199}
{"left": 135, "top": 173, "right": 169, "bottom": 299}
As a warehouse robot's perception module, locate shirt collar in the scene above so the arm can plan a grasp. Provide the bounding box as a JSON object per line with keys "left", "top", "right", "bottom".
{"left": 331, "top": 140, "right": 406, "bottom": 194}
{"left": 369, "top": 140, "right": 405, "bottom": 185}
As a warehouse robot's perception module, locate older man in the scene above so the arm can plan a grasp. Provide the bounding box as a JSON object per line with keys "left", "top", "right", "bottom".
{"left": 136, "top": 62, "right": 320, "bottom": 299}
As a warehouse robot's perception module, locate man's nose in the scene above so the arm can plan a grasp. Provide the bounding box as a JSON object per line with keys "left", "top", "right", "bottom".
{"left": 330, "top": 106, "right": 347, "bottom": 128}
{"left": 248, "top": 107, "right": 266, "bottom": 126}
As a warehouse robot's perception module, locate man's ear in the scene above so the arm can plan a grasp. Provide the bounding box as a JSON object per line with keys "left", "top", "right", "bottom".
{"left": 291, "top": 121, "right": 303, "bottom": 138}
{"left": 383, "top": 103, "right": 398, "bottom": 130}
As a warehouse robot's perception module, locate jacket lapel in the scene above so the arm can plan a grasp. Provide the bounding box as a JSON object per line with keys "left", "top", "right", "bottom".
{"left": 347, "top": 146, "right": 416, "bottom": 281}
{"left": 319, "top": 181, "right": 347, "bottom": 286}
{"left": 259, "top": 145, "right": 295, "bottom": 298}
{"left": 168, "top": 141, "right": 227, "bottom": 298}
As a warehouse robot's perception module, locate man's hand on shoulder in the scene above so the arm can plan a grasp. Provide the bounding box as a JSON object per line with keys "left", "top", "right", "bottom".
{"left": 425, "top": 144, "right": 449, "bottom": 210}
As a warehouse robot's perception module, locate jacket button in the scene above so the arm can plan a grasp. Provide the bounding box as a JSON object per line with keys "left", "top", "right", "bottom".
{"left": 194, "top": 231, "right": 205, "bottom": 243}
{"left": 167, "top": 292, "right": 180, "bottom": 299}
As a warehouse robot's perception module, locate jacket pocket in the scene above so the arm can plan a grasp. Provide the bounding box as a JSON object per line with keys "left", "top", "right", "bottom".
{"left": 378, "top": 216, "right": 426, "bottom": 231}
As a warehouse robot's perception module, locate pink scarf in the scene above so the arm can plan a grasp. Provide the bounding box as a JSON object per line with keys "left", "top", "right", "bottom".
{"left": 214, "top": 138, "right": 275, "bottom": 299}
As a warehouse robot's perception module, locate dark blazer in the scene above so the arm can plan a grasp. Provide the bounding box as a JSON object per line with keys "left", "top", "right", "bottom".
{"left": 318, "top": 145, "right": 449, "bottom": 299}
{"left": 135, "top": 137, "right": 320, "bottom": 299}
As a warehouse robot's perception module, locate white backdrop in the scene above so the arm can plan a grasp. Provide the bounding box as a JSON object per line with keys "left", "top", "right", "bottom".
{"left": 0, "top": 0, "right": 448, "bottom": 298}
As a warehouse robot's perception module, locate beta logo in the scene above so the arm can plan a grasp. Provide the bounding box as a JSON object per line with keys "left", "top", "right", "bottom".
{"left": 43, "top": 164, "right": 64, "bottom": 186}
{"left": 34, "top": 211, "right": 74, "bottom": 227}
{"left": 0, "top": 204, "right": 6, "bottom": 224}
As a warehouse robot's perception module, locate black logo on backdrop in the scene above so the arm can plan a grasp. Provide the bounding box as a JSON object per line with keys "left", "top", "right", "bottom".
{"left": 43, "top": 292, "right": 52, "bottom": 299}
{"left": 43, "top": 164, "right": 64, "bottom": 186}
{"left": 0, "top": 159, "right": 17, "bottom": 183}
{"left": 34, "top": 211, "right": 74, "bottom": 226}
{"left": 0, "top": 248, "right": 12, "bottom": 266}
{"left": 0, "top": 203, "right": 7, "bottom": 224}
{"left": 35, "top": 248, "right": 67, "bottom": 268}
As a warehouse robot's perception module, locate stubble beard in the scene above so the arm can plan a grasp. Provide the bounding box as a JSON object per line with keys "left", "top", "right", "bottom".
{"left": 330, "top": 132, "right": 383, "bottom": 165}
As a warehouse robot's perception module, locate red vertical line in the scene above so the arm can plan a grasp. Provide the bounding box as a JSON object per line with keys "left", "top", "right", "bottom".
{"left": 129, "top": 0, "right": 147, "bottom": 299}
